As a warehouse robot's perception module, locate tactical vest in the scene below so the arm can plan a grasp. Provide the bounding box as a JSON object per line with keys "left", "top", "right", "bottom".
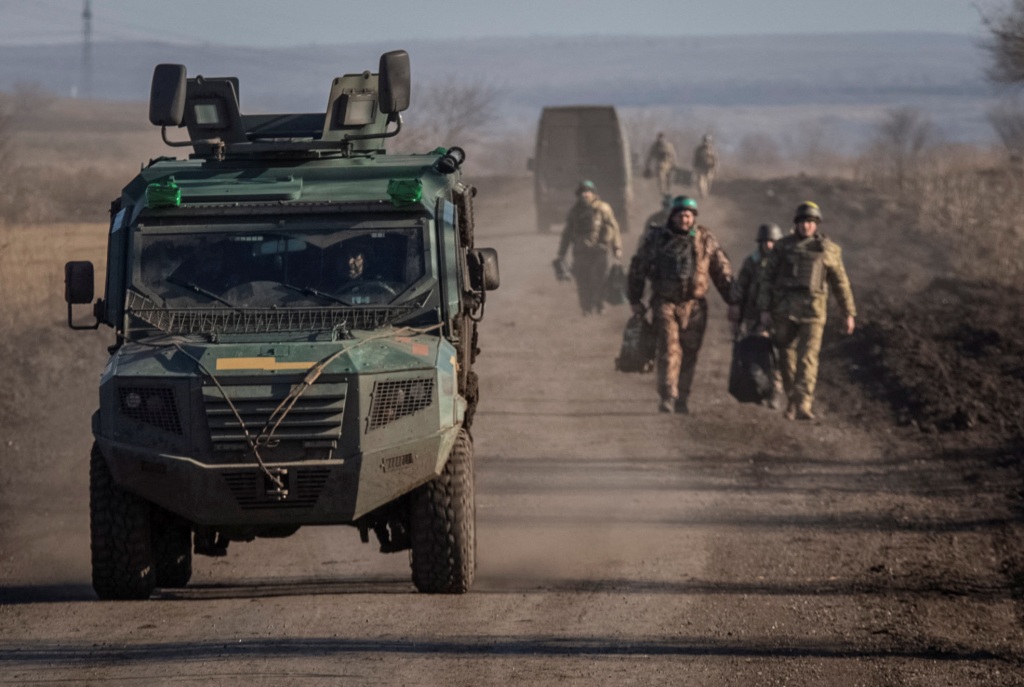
{"left": 570, "top": 203, "right": 607, "bottom": 249}
{"left": 696, "top": 145, "right": 716, "bottom": 169}
{"left": 650, "top": 230, "right": 696, "bottom": 301}
{"left": 779, "top": 238, "right": 827, "bottom": 294}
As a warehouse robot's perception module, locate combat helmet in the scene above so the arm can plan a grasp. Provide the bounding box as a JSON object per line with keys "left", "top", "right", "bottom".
{"left": 670, "top": 195, "right": 698, "bottom": 215}
{"left": 577, "top": 179, "right": 597, "bottom": 195}
{"left": 756, "top": 223, "right": 784, "bottom": 242}
{"left": 794, "top": 201, "right": 822, "bottom": 223}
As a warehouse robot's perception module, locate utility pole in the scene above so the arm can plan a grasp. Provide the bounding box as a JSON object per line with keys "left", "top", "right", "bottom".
{"left": 81, "top": 0, "right": 93, "bottom": 98}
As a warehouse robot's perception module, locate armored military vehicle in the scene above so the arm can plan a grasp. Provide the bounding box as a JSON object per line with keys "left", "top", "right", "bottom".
{"left": 528, "top": 105, "right": 633, "bottom": 234}
{"left": 64, "top": 51, "right": 499, "bottom": 599}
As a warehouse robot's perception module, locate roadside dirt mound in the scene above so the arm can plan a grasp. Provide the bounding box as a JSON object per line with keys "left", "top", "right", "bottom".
{"left": 820, "top": 277, "right": 1024, "bottom": 438}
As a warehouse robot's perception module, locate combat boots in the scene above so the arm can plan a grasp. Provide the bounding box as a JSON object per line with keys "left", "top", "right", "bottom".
{"left": 784, "top": 401, "right": 798, "bottom": 421}
{"left": 659, "top": 398, "right": 675, "bottom": 413}
{"left": 796, "top": 400, "right": 816, "bottom": 420}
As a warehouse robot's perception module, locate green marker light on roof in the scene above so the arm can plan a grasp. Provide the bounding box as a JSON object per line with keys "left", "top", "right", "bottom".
{"left": 145, "top": 178, "right": 181, "bottom": 208}
{"left": 387, "top": 178, "right": 423, "bottom": 206}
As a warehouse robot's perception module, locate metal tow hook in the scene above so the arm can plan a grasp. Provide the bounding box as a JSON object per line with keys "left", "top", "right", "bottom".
{"left": 264, "top": 467, "right": 289, "bottom": 501}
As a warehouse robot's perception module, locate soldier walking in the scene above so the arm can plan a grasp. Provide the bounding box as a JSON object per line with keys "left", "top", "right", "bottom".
{"left": 729, "top": 223, "right": 786, "bottom": 407}
{"left": 758, "top": 202, "right": 856, "bottom": 420}
{"left": 627, "top": 196, "right": 735, "bottom": 414}
{"left": 693, "top": 134, "right": 718, "bottom": 198}
{"left": 644, "top": 132, "right": 678, "bottom": 195}
{"left": 556, "top": 180, "right": 623, "bottom": 316}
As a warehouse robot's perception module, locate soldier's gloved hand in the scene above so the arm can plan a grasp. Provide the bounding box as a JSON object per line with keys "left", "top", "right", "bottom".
{"left": 760, "top": 311, "right": 773, "bottom": 329}
{"left": 630, "top": 302, "right": 646, "bottom": 316}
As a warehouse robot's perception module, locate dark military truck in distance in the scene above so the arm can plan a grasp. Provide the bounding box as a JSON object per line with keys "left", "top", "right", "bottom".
{"left": 63, "top": 50, "right": 499, "bottom": 599}
{"left": 528, "top": 105, "right": 633, "bottom": 234}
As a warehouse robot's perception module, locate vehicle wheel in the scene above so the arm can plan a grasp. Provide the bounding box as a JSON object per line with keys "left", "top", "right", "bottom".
{"left": 152, "top": 506, "right": 192, "bottom": 588}
{"left": 410, "top": 428, "right": 475, "bottom": 593}
{"left": 89, "top": 443, "right": 156, "bottom": 600}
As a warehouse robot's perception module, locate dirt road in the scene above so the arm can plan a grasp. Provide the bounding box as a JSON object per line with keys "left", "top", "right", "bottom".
{"left": 1, "top": 178, "right": 1022, "bottom": 685}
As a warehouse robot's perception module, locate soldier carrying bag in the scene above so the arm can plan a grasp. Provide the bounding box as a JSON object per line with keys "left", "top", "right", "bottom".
{"left": 728, "top": 335, "right": 776, "bottom": 403}
{"left": 615, "top": 313, "right": 656, "bottom": 373}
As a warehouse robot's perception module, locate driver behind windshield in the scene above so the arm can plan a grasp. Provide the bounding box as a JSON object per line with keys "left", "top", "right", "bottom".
{"left": 330, "top": 243, "right": 400, "bottom": 304}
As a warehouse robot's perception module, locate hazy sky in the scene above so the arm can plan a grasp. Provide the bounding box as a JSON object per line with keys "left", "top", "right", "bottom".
{"left": 0, "top": 0, "right": 994, "bottom": 46}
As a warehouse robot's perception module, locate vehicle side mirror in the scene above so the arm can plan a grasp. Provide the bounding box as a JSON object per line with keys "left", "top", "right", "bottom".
{"left": 65, "top": 261, "right": 101, "bottom": 330}
{"left": 150, "top": 64, "right": 187, "bottom": 127}
{"left": 378, "top": 50, "right": 410, "bottom": 114}
{"left": 468, "top": 248, "right": 500, "bottom": 292}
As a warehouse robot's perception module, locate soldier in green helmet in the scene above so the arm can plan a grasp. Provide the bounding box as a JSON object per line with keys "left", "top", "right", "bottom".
{"left": 628, "top": 195, "right": 735, "bottom": 414}
{"left": 758, "top": 201, "right": 856, "bottom": 420}
{"left": 555, "top": 180, "right": 623, "bottom": 315}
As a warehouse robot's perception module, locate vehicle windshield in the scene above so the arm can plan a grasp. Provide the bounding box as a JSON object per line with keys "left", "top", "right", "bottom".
{"left": 134, "top": 224, "right": 428, "bottom": 309}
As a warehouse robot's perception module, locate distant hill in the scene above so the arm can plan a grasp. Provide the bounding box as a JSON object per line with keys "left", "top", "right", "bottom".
{"left": 0, "top": 33, "right": 1000, "bottom": 148}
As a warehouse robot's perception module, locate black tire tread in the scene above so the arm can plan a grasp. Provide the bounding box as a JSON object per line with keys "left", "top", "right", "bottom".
{"left": 90, "top": 443, "right": 156, "bottom": 600}
{"left": 410, "top": 429, "right": 475, "bottom": 593}
{"left": 152, "top": 506, "right": 192, "bottom": 588}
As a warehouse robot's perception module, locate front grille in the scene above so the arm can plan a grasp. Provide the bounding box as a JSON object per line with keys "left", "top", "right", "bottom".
{"left": 126, "top": 290, "right": 425, "bottom": 335}
{"left": 118, "top": 387, "right": 183, "bottom": 434}
{"left": 367, "top": 378, "right": 435, "bottom": 431}
{"left": 221, "top": 467, "right": 331, "bottom": 510}
{"left": 203, "top": 383, "right": 346, "bottom": 448}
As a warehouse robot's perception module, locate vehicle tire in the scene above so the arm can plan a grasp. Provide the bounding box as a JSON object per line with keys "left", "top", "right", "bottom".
{"left": 410, "top": 428, "right": 475, "bottom": 593}
{"left": 152, "top": 506, "right": 192, "bottom": 588}
{"left": 90, "top": 443, "right": 156, "bottom": 600}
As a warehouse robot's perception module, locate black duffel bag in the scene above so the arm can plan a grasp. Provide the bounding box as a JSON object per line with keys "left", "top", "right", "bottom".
{"left": 615, "top": 314, "right": 656, "bottom": 373}
{"left": 728, "top": 335, "right": 776, "bottom": 403}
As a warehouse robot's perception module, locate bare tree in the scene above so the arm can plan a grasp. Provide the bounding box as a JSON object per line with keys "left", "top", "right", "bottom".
{"left": 982, "top": 0, "right": 1024, "bottom": 84}
{"left": 401, "top": 78, "right": 501, "bottom": 150}
{"left": 867, "top": 107, "right": 938, "bottom": 194}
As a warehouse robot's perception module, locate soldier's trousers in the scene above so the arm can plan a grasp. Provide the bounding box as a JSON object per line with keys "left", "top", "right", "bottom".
{"left": 571, "top": 247, "right": 609, "bottom": 315}
{"left": 771, "top": 317, "right": 825, "bottom": 409}
{"left": 656, "top": 162, "right": 674, "bottom": 195}
{"left": 695, "top": 169, "right": 715, "bottom": 198}
{"left": 654, "top": 298, "right": 708, "bottom": 402}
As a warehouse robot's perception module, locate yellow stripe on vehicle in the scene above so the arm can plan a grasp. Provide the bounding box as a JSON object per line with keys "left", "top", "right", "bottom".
{"left": 215, "top": 357, "right": 316, "bottom": 371}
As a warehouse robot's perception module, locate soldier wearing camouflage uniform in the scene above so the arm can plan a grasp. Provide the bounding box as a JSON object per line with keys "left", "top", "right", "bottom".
{"left": 628, "top": 196, "right": 735, "bottom": 413}
{"left": 645, "top": 133, "right": 678, "bottom": 196}
{"left": 731, "top": 223, "right": 785, "bottom": 335}
{"left": 729, "top": 222, "right": 786, "bottom": 407}
{"left": 758, "top": 202, "right": 856, "bottom": 420}
{"left": 692, "top": 134, "right": 717, "bottom": 199}
{"left": 556, "top": 180, "right": 623, "bottom": 316}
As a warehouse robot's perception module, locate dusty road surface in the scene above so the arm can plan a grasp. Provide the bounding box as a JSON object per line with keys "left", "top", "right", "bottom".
{"left": 1, "top": 178, "right": 1023, "bottom": 686}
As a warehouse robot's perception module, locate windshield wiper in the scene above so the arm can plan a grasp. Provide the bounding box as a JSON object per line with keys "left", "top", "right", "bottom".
{"left": 278, "top": 281, "right": 347, "bottom": 306}
{"left": 167, "top": 276, "right": 240, "bottom": 309}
